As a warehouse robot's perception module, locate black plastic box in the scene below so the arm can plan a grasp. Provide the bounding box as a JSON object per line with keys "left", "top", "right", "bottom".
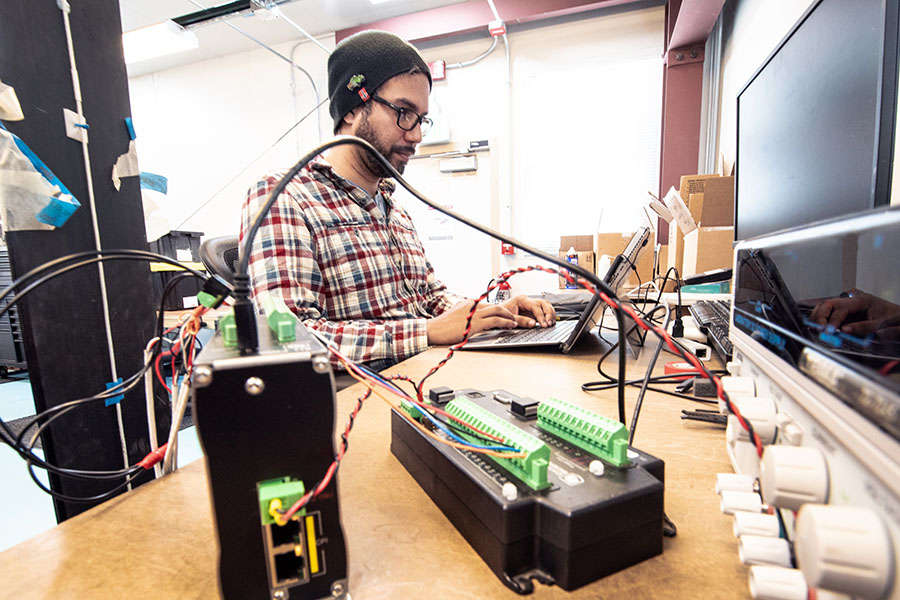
{"left": 148, "top": 230, "right": 204, "bottom": 310}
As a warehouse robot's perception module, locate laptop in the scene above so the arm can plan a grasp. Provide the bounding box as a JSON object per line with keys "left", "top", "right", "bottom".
{"left": 460, "top": 227, "right": 651, "bottom": 353}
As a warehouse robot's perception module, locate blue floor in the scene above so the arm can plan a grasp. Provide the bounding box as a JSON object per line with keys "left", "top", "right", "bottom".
{"left": 0, "top": 374, "right": 204, "bottom": 552}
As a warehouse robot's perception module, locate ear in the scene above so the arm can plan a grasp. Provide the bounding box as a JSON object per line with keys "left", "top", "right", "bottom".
{"left": 341, "top": 105, "right": 365, "bottom": 131}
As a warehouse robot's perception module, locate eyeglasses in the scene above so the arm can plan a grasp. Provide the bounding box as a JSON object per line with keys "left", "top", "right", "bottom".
{"left": 371, "top": 95, "right": 433, "bottom": 135}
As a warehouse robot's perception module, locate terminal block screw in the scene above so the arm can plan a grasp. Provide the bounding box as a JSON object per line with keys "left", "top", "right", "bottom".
{"left": 245, "top": 376, "right": 265, "bottom": 395}
{"left": 313, "top": 356, "right": 330, "bottom": 374}
{"left": 331, "top": 581, "right": 345, "bottom": 597}
{"left": 193, "top": 366, "right": 213, "bottom": 388}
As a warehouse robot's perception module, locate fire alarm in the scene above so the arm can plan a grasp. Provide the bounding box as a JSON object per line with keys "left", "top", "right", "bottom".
{"left": 428, "top": 60, "right": 446, "bottom": 81}
{"left": 501, "top": 242, "right": 515, "bottom": 255}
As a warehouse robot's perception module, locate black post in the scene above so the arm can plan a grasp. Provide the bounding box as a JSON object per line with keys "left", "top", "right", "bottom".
{"left": 0, "top": 1, "right": 171, "bottom": 520}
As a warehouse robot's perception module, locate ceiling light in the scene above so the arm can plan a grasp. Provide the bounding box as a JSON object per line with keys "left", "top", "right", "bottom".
{"left": 122, "top": 20, "right": 199, "bottom": 65}
{"left": 369, "top": 0, "right": 401, "bottom": 4}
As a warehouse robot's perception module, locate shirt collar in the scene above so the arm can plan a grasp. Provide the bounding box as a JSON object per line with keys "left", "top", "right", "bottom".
{"left": 310, "top": 156, "right": 397, "bottom": 198}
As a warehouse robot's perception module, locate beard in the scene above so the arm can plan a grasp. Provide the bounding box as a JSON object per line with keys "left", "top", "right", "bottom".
{"left": 355, "top": 114, "right": 415, "bottom": 178}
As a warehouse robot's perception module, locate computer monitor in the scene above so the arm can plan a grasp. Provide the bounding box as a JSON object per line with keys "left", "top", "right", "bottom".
{"left": 734, "top": 0, "right": 899, "bottom": 242}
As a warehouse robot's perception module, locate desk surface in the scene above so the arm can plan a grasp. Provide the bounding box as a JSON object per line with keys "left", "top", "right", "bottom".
{"left": 0, "top": 335, "right": 748, "bottom": 599}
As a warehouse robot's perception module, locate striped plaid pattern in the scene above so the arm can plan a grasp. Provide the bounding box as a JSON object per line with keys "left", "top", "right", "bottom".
{"left": 240, "top": 157, "right": 462, "bottom": 367}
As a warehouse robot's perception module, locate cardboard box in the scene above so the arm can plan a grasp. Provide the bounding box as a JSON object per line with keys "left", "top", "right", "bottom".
{"left": 559, "top": 235, "right": 595, "bottom": 289}
{"left": 682, "top": 226, "right": 734, "bottom": 278}
{"left": 594, "top": 231, "right": 656, "bottom": 290}
{"left": 667, "top": 175, "right": 735, "bottom": 275}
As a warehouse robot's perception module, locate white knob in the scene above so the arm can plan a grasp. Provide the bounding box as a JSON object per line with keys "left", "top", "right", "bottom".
{"left": 722, "top": 375, "right": 755, "bottom": 396}
{"left": 727, "top": 397, "right": 778, "bottom": 445}
{"left": 718, "top": 375, "right": 756, "bottom": 413}
{"left": 739, "top": 535, "right": 792, "bottom": 567}
{"left": 501, "top": 482, "right": 517, "bottom": 501}
{"left": 774, "top": 413, "right": 803, "bottom": 445}
{"left": 760, "top": 446, "right": 829, "bottom": 511}
{"left": 734, "top": 512, "right": 781, "bottom": 538}
{"left": 717, "top": 472, "right": 755, "bottom": 494}
{"left": 748, "top": 566, "right": 807, "bottom": 600}
{"left": 721, "top": 490, "right": 763, "bottom": 515}
{"left": 795, "top": 505, "right": 895, "bottom": 600}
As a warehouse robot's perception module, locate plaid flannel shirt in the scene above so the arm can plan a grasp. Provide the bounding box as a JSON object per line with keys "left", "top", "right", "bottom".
{"left": 240, "top": 157, "right": 463, "bottom": 368}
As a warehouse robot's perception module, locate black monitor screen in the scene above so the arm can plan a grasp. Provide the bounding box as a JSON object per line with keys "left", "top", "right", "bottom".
{"left": 735, "top": 0, "right": 898, "bottom": 242}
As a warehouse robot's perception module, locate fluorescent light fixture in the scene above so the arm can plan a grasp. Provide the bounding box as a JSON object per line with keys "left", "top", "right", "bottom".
{"left": 122, "top": 20, "right": 199, "bottom": 65}
{"left": 369, "top": 0, "right": 401, "bottom": 4}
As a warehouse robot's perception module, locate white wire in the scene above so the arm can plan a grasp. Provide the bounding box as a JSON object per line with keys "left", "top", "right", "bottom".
{"left": 58, "top": 1, "right": 132, "bottom": 487}
{"left": 143, "top": 338, "right": 162, "bottom": 478}
{"left": 162, "top": 381, "right": 191, "bottom": 475}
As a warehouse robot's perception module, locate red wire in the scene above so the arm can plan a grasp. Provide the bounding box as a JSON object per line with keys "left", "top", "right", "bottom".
{"left": 415, "top": 264, "right": 766, "bottom": 458}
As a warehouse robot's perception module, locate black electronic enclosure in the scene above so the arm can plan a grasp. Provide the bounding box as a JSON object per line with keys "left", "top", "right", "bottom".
{"left": 391, "top": 390, "right": 664, "bottom": 593}
{"left": 735, "top": 0, "right": 900, "bottom": 242}
{"left": 193, "top": 319, "right": 349, "bottom": 599}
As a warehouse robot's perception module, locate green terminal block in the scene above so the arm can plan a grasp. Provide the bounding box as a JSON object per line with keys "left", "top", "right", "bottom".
{"left": 261, "top": 295, "right": 298, "bottom": 343}
{"left": 537, "top": 397, "right": 629, "bottom": 467}
{"left": 445, "top": 396, "right": 550, "bottom": 490}
{"left": 218, "top": 312, "right": 237, "bottom": 348}
{"left": 258, "top": 477, "right": 306, "bottom": 526}
{"left": 197, "top": 290, "right": 222, "bottom": 309}
{"left": 400, "top": 399, "right": 424, "bottom": 421}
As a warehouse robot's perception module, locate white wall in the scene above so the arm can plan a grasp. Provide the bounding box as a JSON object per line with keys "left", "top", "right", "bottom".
{"left": 129, "top": 37, "right": 333, "bottom": 239}
{"left": 127, "top": 5, "right": 665, "bottom": 295}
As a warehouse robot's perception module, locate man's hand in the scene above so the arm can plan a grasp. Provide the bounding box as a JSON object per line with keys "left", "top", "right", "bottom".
{"left": 499, "top": 295, "right": 556, "bottom": 329}
{"left": 426, "top": 300, "right": 518, "bottom": 345}
{"left": 810, "top": 289, "right": 900, "bottom": 340}
{"left": 425, "top": 295, "right": 556, "bottom": 346}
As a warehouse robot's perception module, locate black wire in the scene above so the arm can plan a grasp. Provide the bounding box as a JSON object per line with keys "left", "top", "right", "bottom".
{"left": 236, "top": 135, "right": 630, "bottom": 421}
{"left": 628, "top": 305, "right": 670, "bottom": 444}
{"left": 1, "top": 264, "right": 203, "bottom": 494}
{"left": 25, "top": 461, "right": 146, "bottom": 503}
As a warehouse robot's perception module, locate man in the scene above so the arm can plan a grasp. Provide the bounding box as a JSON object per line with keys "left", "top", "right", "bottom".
{"left": 240, "top": 30, "right": 554, "bottom": 369}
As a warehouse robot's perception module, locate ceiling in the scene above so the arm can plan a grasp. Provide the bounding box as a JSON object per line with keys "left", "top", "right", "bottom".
{"left": 120, "top": 0, "right": 467, "bottom": 76}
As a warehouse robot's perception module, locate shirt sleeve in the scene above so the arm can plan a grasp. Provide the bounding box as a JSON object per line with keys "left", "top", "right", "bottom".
{"left": 240, "top": 173, "right": 434, "bottom": 368}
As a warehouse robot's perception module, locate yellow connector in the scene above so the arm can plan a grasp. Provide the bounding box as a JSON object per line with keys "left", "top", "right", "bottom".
{"left": 268, "top": 499, "right": 288, "bottom": 526}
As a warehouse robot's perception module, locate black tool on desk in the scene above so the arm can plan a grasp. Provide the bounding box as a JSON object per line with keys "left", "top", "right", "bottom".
{"left": 193, "top": 313, "right": 348, "bottom": 600}
{"left": 392, "top": 387, "right": 664, "bottom": 593}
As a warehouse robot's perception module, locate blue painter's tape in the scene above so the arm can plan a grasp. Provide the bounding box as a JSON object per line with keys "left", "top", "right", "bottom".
{"left": 124, "top": 117, "right": 136, "bottom": 140}
{"left": 36, "top": 194, "right": 80, "bottom": 227}
{"left": 105, "top": 377, "right": 125, "bottom": 407}
{"left": 139, "top": 172, "right": 168, "bottom": 194}
{"left": 1, "top": 122, "right": 82, "bottom": 227}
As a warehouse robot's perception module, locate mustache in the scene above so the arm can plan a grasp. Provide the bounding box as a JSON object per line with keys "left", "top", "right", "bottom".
{"left": 391, "top": 145, "right": 416, "bottom": 156}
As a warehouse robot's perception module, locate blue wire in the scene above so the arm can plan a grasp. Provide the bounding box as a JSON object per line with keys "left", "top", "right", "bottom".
{"left": 405, "top": 402, "right": 519, "bottom": 452}
{"left": 350, "top": 360, "right": 518, "bottom": 452}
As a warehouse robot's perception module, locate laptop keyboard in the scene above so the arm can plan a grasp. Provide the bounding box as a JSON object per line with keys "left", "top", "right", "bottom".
{"left": 494, "top": 322, "right": 574, "bottom": 344}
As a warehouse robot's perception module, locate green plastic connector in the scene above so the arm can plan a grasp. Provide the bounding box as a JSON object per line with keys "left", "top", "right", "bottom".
{"left": 197, "top": 290, "right": 221, "bottom": 309}
{"left": 400, "top": 399, "right": 424, "bottom": 421}
{"left": 261, "top": 295, "right": 298, "bottom": 343}
{"left": 258, "top": 477, "right": 306, "bottom": 526}
{"left": 444, "top": 396, "right": 550, "bottom": 490}
{"left": 537, "top": 397, "right": 629, "bottom": 467}
{"left": 219, "top": 312, "right": 237, "bottom": 348}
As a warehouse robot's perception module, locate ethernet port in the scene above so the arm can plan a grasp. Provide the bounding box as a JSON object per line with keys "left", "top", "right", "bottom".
{"left": 270, "top": 519, "right": 301, "bottom": 548}
{"left": 274, "top": 550, "right": 305, "bottom": 583}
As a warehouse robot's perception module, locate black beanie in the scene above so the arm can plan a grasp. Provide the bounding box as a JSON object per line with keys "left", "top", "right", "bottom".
{"left": 328, "top": 30, "right": 432, "bottom": 133}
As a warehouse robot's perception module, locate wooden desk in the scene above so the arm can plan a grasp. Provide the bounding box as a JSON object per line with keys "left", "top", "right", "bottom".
{"left": 0, "top": 335, "right": 748, "bottom": 599}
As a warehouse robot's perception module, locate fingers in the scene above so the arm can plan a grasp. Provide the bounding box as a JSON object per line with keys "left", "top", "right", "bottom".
{"left": 504, "top": 295, "right": 556, "bottom": 327}
{"left": 528, "top": 300, "right": 555, "bottom": 327}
